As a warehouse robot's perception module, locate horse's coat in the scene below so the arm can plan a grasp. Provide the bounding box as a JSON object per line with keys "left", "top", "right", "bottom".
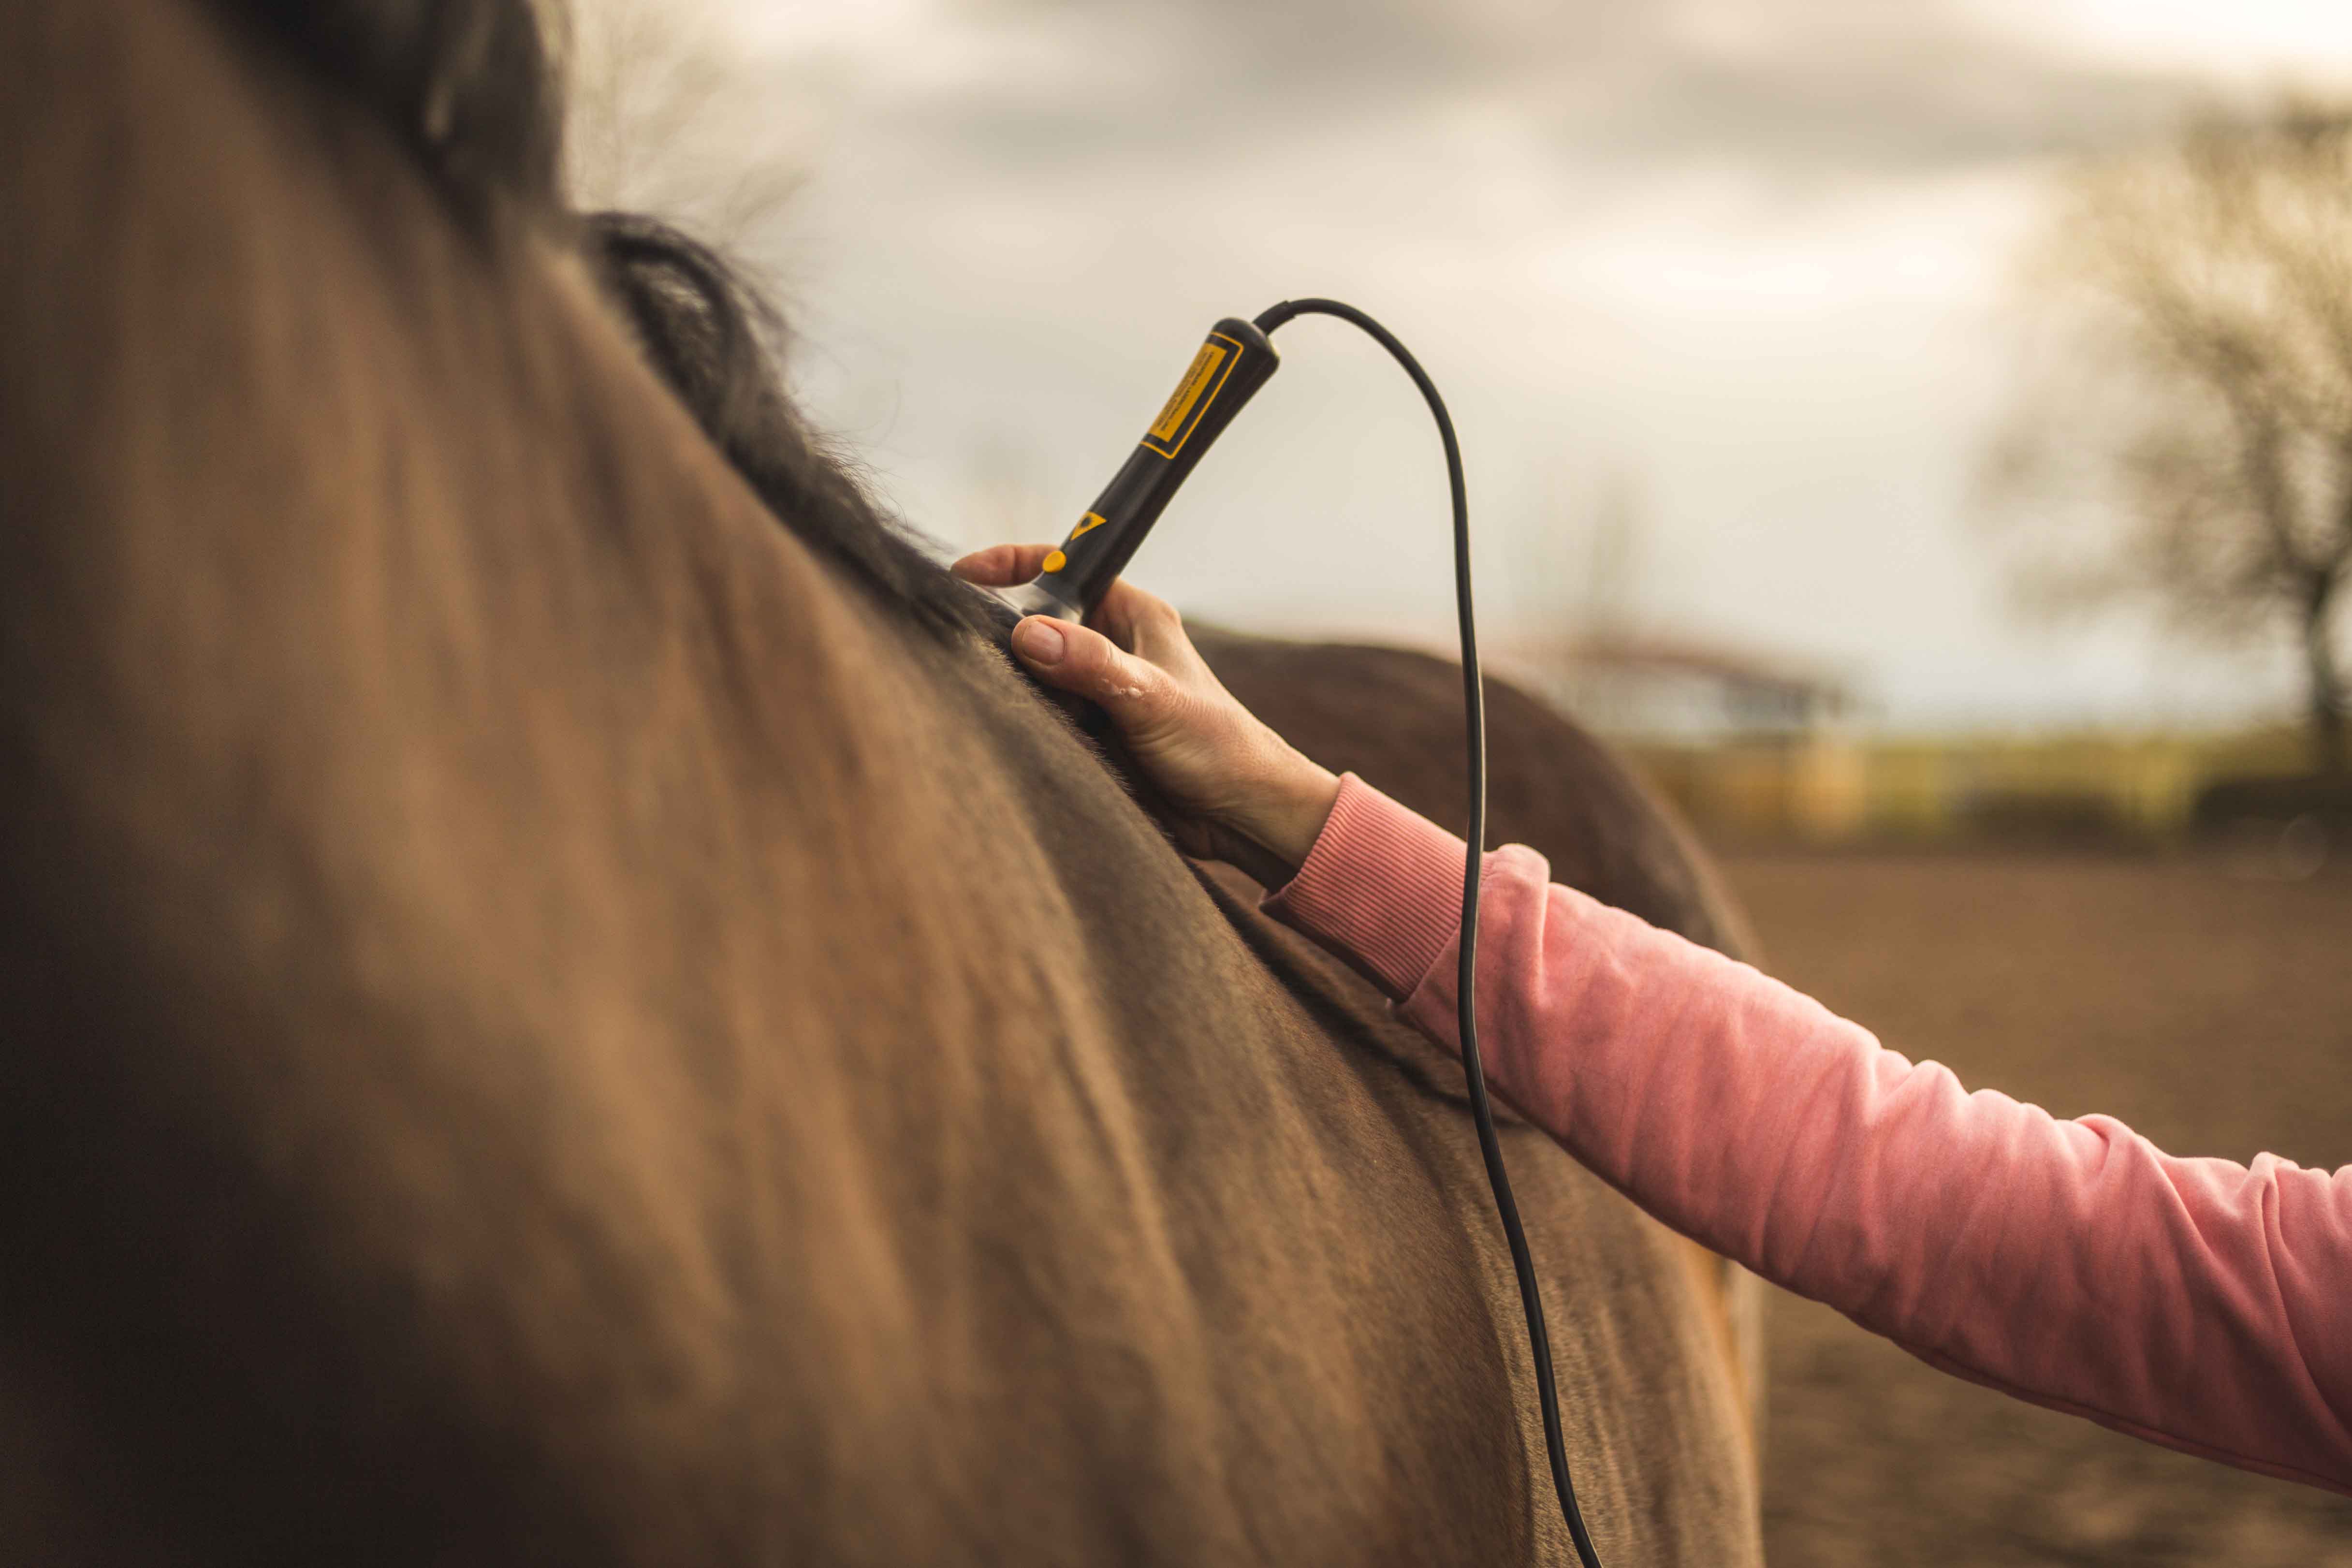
{"left": 0, "top": 1, "right": 1762, "bottom": 1562}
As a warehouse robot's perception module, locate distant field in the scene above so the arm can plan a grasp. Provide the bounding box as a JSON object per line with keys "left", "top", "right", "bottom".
{"left": 1719, "top": 851, "right": 2352, "bottom": 1566}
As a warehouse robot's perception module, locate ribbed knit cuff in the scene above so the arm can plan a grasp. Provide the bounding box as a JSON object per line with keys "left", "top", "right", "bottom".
{"left": 1260, "top": 773, "right": 1469, "bottom": 1003}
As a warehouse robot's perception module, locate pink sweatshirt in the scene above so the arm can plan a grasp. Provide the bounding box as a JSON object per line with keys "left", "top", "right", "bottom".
{"left": 1261, "top": 774, "right": 2352, "bottom": 1496}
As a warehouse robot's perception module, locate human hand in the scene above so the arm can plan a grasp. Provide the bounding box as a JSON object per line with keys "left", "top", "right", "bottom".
{"left": 953, "top": 543, "right": 1341, "bottom": 886}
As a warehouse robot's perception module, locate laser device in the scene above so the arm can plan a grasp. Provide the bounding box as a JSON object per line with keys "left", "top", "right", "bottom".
{"left": 979, "top": 300, "right": 1613, "bottom": 1568}
{"left": 989, "top": 315, "right": 1282, "bottom": 626}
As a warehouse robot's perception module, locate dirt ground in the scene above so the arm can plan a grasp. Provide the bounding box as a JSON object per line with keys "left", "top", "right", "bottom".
{"left": 1713, "top": 850, "right": 2352, "bottom": 1566}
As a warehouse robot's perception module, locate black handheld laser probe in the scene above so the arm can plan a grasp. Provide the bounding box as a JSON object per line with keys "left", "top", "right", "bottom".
{"left": 981, "top": 300, "right": 1614, "bottom": 1568}
{"left": 990, "top": 316, "right": 1282, "bottom": 626}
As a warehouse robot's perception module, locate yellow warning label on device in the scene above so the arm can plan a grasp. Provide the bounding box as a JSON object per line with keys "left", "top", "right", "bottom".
{"left": 1142, "top": 334, "right": 1242, "bottom": 457}
{"left": 1040, "top": 513, "right": 1107, "bottom": 576}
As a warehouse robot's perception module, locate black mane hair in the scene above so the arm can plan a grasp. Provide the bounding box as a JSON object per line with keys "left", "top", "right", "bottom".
{"left": 213, "top": 0, "right": 995, "bottom": 641}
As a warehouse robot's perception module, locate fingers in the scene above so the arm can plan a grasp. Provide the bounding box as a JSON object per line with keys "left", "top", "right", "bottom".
{"left": 951, "top": 544, "right": 1194, "bottom": 664}
{"left": 950, "top": 543, "right": 1060, "bottom": 587}
{"left": 1010, "top": 615, "right": 1179, "bottom": 727}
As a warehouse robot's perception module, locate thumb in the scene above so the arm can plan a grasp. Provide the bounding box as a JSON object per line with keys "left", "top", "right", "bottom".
{"left": 1011, "top": 615, "right": 1176, "bottom": 728}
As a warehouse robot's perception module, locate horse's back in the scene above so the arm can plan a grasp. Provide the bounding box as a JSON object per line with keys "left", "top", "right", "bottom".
{"left": 1196, "top": 628, "right": 1768, "bottom": 1483}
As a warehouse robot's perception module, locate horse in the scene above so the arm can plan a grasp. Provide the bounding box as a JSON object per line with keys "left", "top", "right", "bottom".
{"left": 0, "top": 1, "right": 1763, "bottom": 1562}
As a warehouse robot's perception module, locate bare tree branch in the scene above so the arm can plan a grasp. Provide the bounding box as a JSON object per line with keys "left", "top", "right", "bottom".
{"left": 1984, "top": 96, "right": 2352, "bottom": 771}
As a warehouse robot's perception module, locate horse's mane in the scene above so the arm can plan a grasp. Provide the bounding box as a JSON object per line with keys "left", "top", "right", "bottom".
{"left": 213, "top": 0, "right": 993, "bottom": 643}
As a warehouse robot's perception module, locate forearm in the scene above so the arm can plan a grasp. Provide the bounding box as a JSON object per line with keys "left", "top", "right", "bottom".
{"left": 1264, "top": 776, "right": 2352, "bottom": 1495}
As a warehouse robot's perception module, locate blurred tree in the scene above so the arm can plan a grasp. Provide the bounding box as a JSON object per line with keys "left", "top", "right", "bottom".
{"left": 1987, "top": 100, "right": 2352, "bottom": 773}
{"left": 1503, "top": 464, "right": 1649, "bottom": 643}
{"left": 1578, "top": 469, "right": 1647, "bottom": 643}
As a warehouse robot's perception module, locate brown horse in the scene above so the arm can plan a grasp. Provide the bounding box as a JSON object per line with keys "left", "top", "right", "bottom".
{"left": 0, "top": 1, "right": 1761, "bottom": 1563}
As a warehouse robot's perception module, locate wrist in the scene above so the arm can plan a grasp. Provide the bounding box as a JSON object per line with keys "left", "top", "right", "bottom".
{"left": 1229, "top": 755, "right": 1341, "bottom": 884}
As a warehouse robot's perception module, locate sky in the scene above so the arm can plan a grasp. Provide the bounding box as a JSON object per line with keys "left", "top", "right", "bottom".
{"left": 568, "top": 0, "right": 2352, "bottom": 733}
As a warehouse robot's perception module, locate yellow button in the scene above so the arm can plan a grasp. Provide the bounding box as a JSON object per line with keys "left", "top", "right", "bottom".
{"left": 1042, "top": 550, "right": 1067, "bottom": 573}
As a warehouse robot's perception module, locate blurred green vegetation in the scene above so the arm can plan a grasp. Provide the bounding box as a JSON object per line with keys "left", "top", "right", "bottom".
{"left": 1628, "top": 727, "right": 2321, "bottom": 850}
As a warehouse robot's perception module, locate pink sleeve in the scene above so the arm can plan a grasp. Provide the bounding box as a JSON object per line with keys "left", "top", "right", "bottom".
{"left": 1263, "top": 774, "right": 2352, "bottom": 1496}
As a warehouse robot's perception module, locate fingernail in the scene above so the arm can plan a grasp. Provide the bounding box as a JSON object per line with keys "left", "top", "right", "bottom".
{"left": 1015, "top": 618, "right": 1066, "bottom": 664}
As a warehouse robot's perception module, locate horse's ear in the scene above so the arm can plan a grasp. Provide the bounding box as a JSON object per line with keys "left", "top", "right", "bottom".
{"left": 220, "top": 0, "right": 566, "bottom": 218}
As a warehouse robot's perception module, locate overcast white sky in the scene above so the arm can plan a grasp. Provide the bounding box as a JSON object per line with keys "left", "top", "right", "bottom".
{"left": 572, "top": 0, "right": 2352, "bottom": 733}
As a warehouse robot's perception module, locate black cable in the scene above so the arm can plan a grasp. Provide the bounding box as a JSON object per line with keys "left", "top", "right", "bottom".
{"left": 1254, "top": 298, "right": 1608, "bottom": 1568}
